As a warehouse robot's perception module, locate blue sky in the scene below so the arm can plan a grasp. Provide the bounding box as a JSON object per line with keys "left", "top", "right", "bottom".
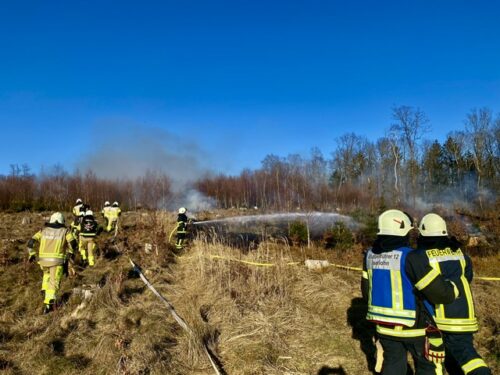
{"left": 1, "top": 1, "right": 499, "bottom": 176}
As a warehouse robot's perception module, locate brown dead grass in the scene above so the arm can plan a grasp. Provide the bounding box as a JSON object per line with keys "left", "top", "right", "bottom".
{"left": 0, "top": 210, "right": 498, "bottom": 374}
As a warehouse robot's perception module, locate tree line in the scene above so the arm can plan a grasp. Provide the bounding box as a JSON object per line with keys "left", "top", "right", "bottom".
{"left": 0, "top": 165, "right": 172, "bottom": 212}
{"left": 1, "top": 106, "right": 498, "bottom": 213}
{"left": 196, "top": 106, "right": 499, "bottom": 212}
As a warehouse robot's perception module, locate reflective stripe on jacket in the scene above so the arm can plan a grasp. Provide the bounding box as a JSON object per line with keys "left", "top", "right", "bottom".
{"left": 32, "top": 227, "right": 74, "bottom": 261}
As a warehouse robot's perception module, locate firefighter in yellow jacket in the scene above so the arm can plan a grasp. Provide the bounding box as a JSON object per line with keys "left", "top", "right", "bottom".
{"left": 104, "top": 201, "right": 121, "bottom": 232}
{"left": 27, "top": 212, "right": 77, "bottom": 314}
{"left": 101, "top": 201, "right": 111, "bottom": 229}
{"left": 72, "top": 198, "right": 84, "bottom": 218}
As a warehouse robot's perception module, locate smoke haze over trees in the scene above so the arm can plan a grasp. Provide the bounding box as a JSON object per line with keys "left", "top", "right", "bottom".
{"left": 196, "top": 106, "right": 499, "bottom": 212}
{"left": 1, "top": 106, "right": 498, "bottom": 213}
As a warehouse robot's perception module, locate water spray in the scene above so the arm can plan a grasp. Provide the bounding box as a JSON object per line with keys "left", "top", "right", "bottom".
{"left": 194, "top": 212, "right": 357, "bottom": 227}
{"left": 193, "top": 212, "right": 359, "bottom": 242}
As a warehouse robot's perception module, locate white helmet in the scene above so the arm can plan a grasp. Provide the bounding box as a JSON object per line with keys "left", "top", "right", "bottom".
{"left": 76, "top": 198, "right": 83, "bottom": 204}
{"left": 112, "top": 201, "right": 119, "bottom": 207}
{"left": 178, "top": 207, "right": 187, "bottom": 214}
{"left": 49, "top": 212, "right": 65, "bottom": 225}
{"left": 377, "top": 209, "right": 413, "bottom": 236}
{"left": 418, "top": 213, "right": 448, "bottom": 237}
{"left": 104, "top": 201, "right": 110, "bottom": 206}
{"left": 85, "top": 210, "right": 94, "bottom": 217}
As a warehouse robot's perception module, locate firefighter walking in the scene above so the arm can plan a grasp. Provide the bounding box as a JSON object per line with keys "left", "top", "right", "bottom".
{"left": 72, "top": 198, "right": 84, "bottom": 218}
{"left": 103, "top": 201, "right": 121, "bottom": 233}
{"left": 101, "top": 201, "right": 111, "bottom": 230}
{"left": 406, "top": 213, "right": 491, "bottom": 375}
{"left": 174, "top": 207, "right": 189, "bottom": 250}
{"left": 77, "top": 210, "right": 102, "bottom": 267}
{"left": 27, "top": 212, "right": 77, "bottom": 314}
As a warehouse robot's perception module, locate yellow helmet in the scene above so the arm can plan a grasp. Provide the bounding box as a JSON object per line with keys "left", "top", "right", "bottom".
{"left": 418, "top": 213, "right": 448, "bottom": 237}
{"left": 178, "top": 207, "right": 187, "bottom": 214}
{"left": 49, "top": 212, "right": 65, "bottom": 225}
{"left": 377, "top": 209, "right": 413, "bottom": 236}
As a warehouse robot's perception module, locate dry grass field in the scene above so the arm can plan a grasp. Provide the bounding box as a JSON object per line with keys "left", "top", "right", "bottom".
{"left": 0, "top": 210, "right": 498, "bottom": 374}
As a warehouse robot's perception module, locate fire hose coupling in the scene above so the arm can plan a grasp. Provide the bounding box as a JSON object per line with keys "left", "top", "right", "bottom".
{"left": 129, "top": 258, "right": 141, "bottom": 272}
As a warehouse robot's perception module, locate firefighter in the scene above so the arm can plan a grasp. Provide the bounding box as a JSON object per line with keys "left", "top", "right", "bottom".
{"left": 104, "top": 201, "right": 121, "bottom": 233}
{"left": 362, "top": 209, "right": 457, "bottom": 374}
{"left": 70, "top": 198, "right": 87, "bottom": 241}
{"left": 70, "top": 210, "right": 84, "bottom": 240}
{"left": 78, "top": 210, "right": 102, "bottom": 267}
{"left": 72, "top": 198, "right": 85, "bottom": 218}
{"left": 101, "top": 201, "right": 111, "bottom": 229}
{"left": 27, "top": 212, "right": 77, "bottom": 314}
{"left": 175, "top": 207, "right": 189, "bottom": 250}
{"left": 406, "top": 213, "right": 491, "bottom": 375}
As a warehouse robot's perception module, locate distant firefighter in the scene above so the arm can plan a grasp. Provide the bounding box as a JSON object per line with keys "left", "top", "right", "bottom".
{"left": 70, "top": 208, "right": 84, "bottom": 240}
{"left": 77, "top": 210, "right": 102, "bottom": 267}
{"left": 175, "top": 207, "right": 189, "bottom": 250}
{"left": 101, "top": 201, "right": 111, "bottom": 229}
{"left": 72, "top": 198, "right": 85, "bottom": 218}
{"left": 27, "top": 212, "right": 77, "bottom": 314}
{"left": 103, "top": 201, "right": 121, "bottom": 232}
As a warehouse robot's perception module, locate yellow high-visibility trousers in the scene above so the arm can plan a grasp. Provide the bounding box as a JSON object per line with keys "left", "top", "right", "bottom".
{"left": 105, "top": 218, "right": 117, "bottom": 232}
{"left": 79, "top": 236, "right": 97, "bottom": 266}
{"left": 40, "top": 265, "right": 63, "bottom": 305}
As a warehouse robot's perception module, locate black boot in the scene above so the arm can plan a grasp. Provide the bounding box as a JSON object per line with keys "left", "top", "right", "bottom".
{"left": 42, "top": 304, "right": 53, "bottom": 314}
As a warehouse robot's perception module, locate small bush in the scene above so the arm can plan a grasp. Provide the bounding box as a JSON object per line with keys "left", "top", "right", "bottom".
{"left": 356, "top": 217, "right": 378, "bottom": 247}
{"left": 323, "top": 222, "right": 354, "bottom": 250}
{"left": 9, "top": 200, "right": 32, "bottom": 212}
{"left": 288, "top": 220, "right": 308, "bottom": 245}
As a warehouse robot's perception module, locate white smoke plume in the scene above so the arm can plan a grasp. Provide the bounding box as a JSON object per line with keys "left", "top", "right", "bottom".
{"left": 170, "top": 189, "right": 217, "bottom": 213}
{"left": 77, "top": 121, "right": 216, "bottom": 211}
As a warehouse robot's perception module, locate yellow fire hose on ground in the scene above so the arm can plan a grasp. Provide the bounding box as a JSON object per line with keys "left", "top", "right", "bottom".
{"left": 168, "top": 224, "right": 177, "bottom": 244}
{"left": 175, "top": 253, "right": 499, "bottom": 281}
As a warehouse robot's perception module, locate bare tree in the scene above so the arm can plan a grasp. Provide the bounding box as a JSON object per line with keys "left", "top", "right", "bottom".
{"left": 390, "top": 105, "right": 430, "bottom": 206}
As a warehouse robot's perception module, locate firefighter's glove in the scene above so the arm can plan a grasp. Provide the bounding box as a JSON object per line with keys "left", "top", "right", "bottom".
{"left": 28, "top": 249, "right": 36, "bottom": 263}
{"left": 424, "top": 325, "right": 445, "bottom": 364}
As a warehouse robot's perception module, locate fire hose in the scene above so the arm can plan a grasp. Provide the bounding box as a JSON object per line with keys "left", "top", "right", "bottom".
{"left": 128, "top": 257, "right": 226, "bottom": 375}
{"left": 176, "top": 254, "right": 499, "bottom": 281}
{"left": 168, "top": 225, "right": 177, "bottom": 244}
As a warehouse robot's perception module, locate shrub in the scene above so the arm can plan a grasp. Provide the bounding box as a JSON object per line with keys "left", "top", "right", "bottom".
{"left": 323, "top": 221, "right": 354, "bottom": 250}
{"left": 9, "top": 200, "right": 32, "bottom": 212}
{"left": 349, "top": 209, "right": 378, "bottom": 246}
{"left": 288, "top": 220, "right": 308, "bottom": 245}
